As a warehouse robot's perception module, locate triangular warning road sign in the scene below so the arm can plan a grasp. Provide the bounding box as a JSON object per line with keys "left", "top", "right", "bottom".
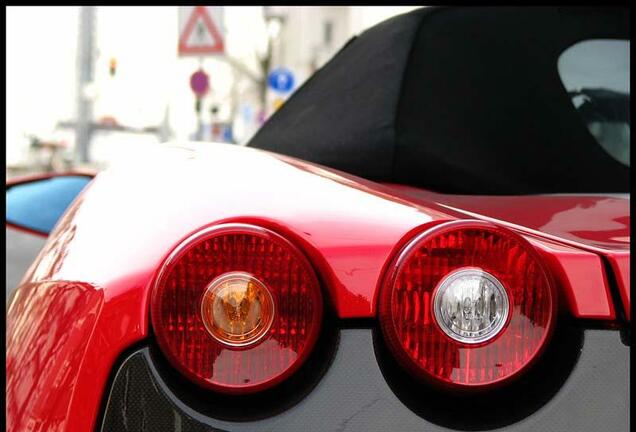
{"left": 179, "top": 6, "right": 224, "bottom": 56}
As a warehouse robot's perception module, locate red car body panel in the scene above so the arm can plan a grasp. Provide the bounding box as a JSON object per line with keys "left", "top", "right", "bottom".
{"left": 384, "top": 184, "right": 630, "bottom": 320}
{"left": 6, "top": 145, "right": 629, "bottom": 431}
{"left": 607, "top": 253, "right": 630, "bottom": 320}
{"left": 382, "top": 187, "right": 629, "bottom": 251}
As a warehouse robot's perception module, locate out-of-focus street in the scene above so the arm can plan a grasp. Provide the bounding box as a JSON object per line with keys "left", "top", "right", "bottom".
{"left": 5, "top": 6, "right": 418, "bottom": 297}
{"left": 5, "top": 229, "right": 46, "bottom": 299}
{"left": 7, "top": 6, "right": 419, "bottom": 177}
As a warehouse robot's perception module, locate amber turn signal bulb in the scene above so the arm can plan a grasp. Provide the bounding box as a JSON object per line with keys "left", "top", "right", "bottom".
{"left": 201, "top": 272, "right": 275, "bottom": 347}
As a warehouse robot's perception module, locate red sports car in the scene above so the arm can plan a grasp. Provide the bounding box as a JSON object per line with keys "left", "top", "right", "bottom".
{"left": 6, "top": 7, "right": 629, "bottom": 432}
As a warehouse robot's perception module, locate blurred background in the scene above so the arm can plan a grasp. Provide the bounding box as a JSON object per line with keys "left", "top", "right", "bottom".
{"left": 5, "top": 6, "right": 419, "bottom": 295}
{"left": 6, "top": 6, "right": 419, "bottom": 177}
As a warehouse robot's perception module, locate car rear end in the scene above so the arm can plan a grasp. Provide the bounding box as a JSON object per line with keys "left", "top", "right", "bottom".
{"left": 6, "top": 145, "right": 629, "bottom": 432}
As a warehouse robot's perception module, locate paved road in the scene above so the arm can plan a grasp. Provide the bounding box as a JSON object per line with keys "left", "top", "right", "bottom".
{"left": 6, "top": 228, "right": 47, "bottom": 300}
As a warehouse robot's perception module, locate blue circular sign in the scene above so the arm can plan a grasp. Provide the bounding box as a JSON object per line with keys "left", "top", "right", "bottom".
{"left": 268, "top": 68, "right": 295, "bottom": 93}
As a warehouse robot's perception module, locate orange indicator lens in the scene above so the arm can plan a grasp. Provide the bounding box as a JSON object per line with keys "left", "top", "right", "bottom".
{"left": 201, "top": 272, "right": 275, "bottom": 347}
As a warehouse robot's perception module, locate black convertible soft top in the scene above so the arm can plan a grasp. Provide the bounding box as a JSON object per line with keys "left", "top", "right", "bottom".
{"left": 248, "top": 7, "right": 630, "bottom": 195}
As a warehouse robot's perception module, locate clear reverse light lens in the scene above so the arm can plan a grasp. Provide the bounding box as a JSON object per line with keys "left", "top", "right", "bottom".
{"left": 433, "top": 268, "right": 509, "bottom": 344}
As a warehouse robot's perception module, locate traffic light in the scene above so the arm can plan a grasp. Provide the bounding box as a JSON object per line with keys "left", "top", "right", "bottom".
{"left": 109, "top": 58, "right": 117, "bottom": 77}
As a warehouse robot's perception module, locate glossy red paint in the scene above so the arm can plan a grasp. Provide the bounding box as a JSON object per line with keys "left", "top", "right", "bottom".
{"left": 382, "top": 185, "right": 629, "bottom": 251}
{"left": 6, "top": 192, "right": 147, "bottom": 432}
{"left": 607, "top": 252, "right": 630, "bottom": 320}
{"left": 6, "top": 145, "right": 450, "bottom": 431}
{"left": 6, "top": 281, "right": 104, "bottom": 430}
{"left": 383, "top": 184, "right": 630, "bottom": 321}
{"left": 525, "top": 235, "right": 615, "bottom": 320}
{"left": 5, "top": 144, "right": 627, "bottom": 431}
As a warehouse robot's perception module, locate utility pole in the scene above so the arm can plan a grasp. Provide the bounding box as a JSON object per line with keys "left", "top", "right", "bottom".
{"left": 260, "top": 8, "right": 285, "bottom": 116}
{"left": 255, "top": 39, "right": 271, "bottom": 111}
{"left": 75, "top": 6, "right": 96, "bottom": 165}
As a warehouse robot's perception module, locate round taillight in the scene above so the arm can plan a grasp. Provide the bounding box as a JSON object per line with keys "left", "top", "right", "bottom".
{"left": 151, "top": 223, "right": 323, "bottom": 394}
{"left": 379, "top": 220, "right": 556, "bottom": 389}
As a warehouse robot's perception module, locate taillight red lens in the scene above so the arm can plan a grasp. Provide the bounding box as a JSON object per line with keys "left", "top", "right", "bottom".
{"left": 379, "top": 220, "right": 556, "bottom": 389}
{"left": 151, "top": 223, "right": 323, "bottom": 394}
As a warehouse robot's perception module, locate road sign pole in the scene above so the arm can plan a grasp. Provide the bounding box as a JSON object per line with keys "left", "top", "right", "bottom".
{"left": 196, "top": 57, "right": 202, "bottom": 141}
{"left": 195, "top": 97, "right": 203, "bottom": 141}
{"left": 178, "top": 7, "right": 231, "bottom": 142}
{"left": 191, "top": 61, "right": 209, "bottom": 141}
